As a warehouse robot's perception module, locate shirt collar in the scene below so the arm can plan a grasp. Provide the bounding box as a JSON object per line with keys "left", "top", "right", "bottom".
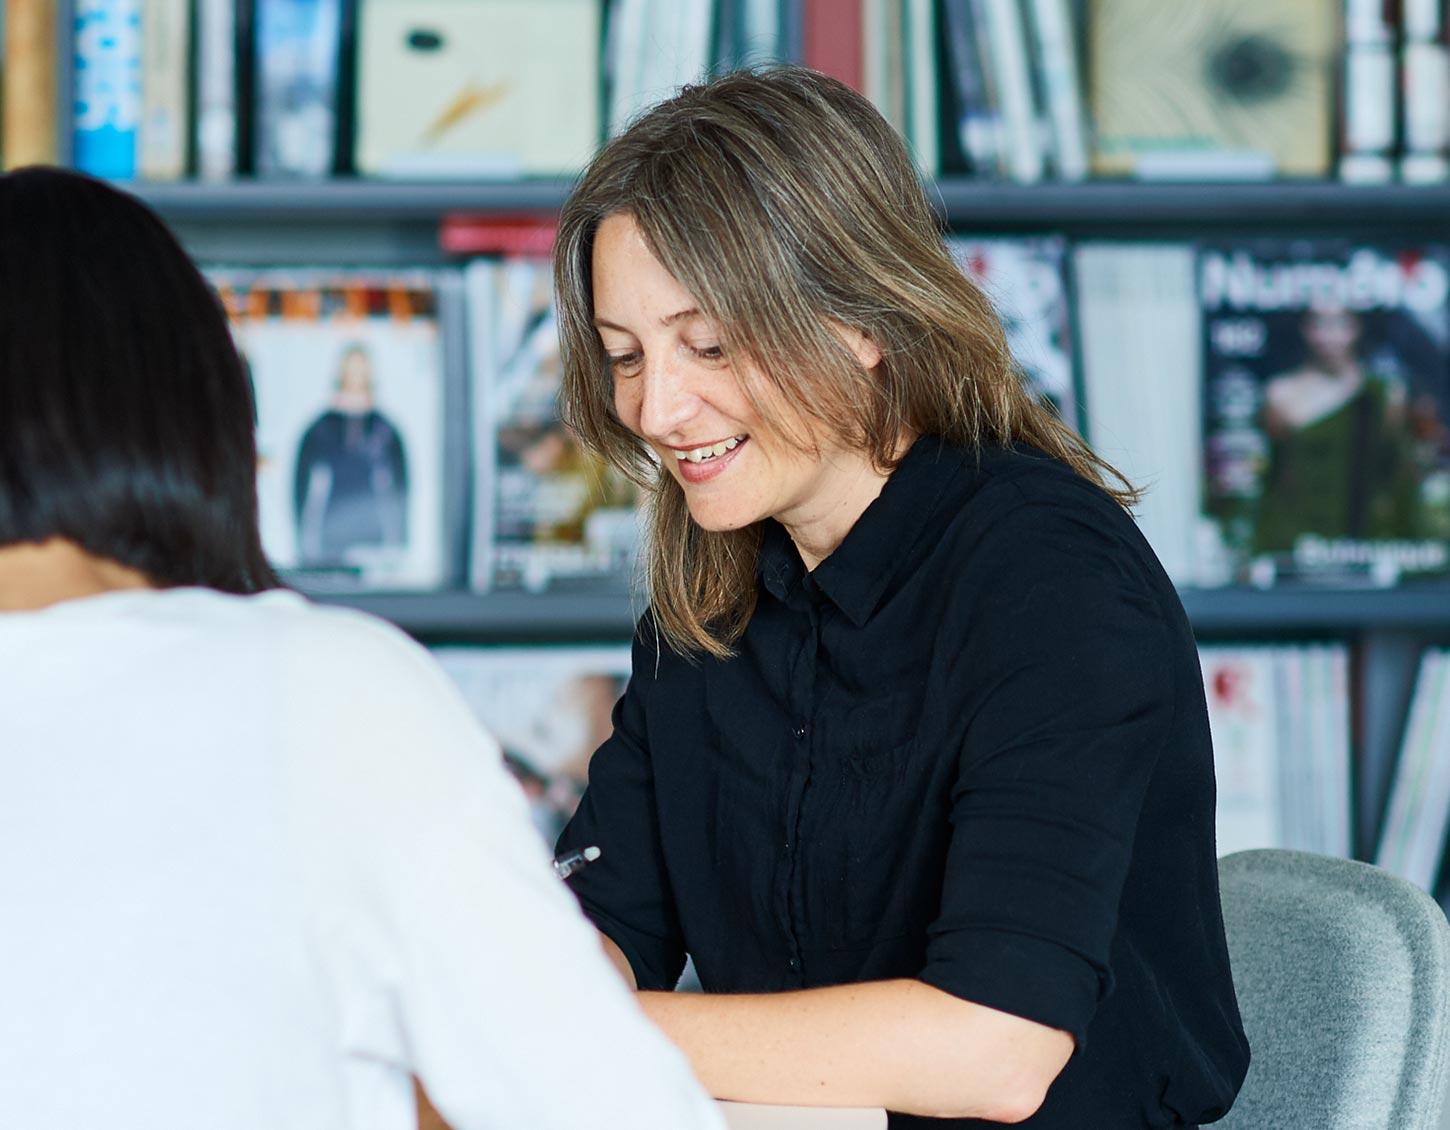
{"left": 756, "top": 434, "right": 958, "bottom": 627}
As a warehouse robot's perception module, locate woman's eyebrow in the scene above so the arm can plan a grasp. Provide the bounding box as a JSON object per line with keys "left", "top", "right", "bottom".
{"left": 593, "top": 307, "right": 702, "bottom": 333}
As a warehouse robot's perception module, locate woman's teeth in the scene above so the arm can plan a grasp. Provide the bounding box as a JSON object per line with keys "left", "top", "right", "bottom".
{"left": 676, "top": 436, "right": 743, "bottom": 464}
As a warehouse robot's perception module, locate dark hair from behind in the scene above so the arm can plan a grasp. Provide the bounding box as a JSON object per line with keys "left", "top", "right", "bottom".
{"left": 0, "top": 167, "right": 278, "bottom": 593}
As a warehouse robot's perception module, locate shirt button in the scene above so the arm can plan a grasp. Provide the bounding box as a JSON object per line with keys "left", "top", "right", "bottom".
{"left": 793, "top": 725, "right": 807, "bottom": 740}
{"left": 788, "top": 958, "right": 799, "bottom": 971}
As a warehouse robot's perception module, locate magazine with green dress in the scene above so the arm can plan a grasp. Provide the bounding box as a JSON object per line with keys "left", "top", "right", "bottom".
{"left": 1201, "top": 240, "right": 1450, "bottom": 584}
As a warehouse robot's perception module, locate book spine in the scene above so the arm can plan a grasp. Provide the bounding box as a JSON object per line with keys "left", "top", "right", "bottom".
{"left": 139, "top": 0, "right": 191, "bottom": 180}
{"left": 332, "top": 0, "right": 356, "bottom": 175}
{"left": 940, "top": 0, "right": 1002, "bottom": 176}
{"left": 195, "top": 0, "right": 236, "bottom": 178}
{"left": 606, "top": 0, "right": 649, "bottom": 136}
{"left": 904, "top": 0, "right": 938, "bottom": 173}
{"left": 439, "top": 215, "right": 560, "bottom": 257}
{"left": 1377, "top": 651, "right": 1450, "bottom": 887}
{"left": 253, "top": 0, "right": 342, "bottom": 177}
{"left": 1399, "top": 0, "right": 1450, "bottom": 183}
{"left": 803, "top": 0, "right": 863, "bottom": 90}
{"left": 739, "top": 0, "right": 782, "bottom": 64}
{"left": 1340, "top": 0, "right": 1398, "bottom": 183}
{"left": 234, "top": 0, "right": 256, "bottom": 174}
{"left": 464, "top": 259, "right": 498, "bottom": 592}
{"left": 73, "top": 0, "right": 143, "bottom": 179}
{"left": 1024, "top": 0, "right": 1087, "bottom": 181}
{"left": 976, "top": 0, "right": 1042, "bottom": 182}
{"left": 2, "top": 0, "right": 59, "bottom": 167}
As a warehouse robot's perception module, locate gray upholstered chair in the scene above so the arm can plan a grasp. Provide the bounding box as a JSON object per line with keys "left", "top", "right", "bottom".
{"left": 1216, "top": 849, "right": 1450, "bottom": 1130}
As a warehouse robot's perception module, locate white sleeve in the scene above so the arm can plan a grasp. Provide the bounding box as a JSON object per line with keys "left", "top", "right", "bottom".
{"left": 286, "top": 613, "right": 725, "bottom": 1130}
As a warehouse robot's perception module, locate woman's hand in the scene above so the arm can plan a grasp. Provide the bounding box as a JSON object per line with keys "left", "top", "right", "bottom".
{"left": 636, "top": 978, "right": 1073, "bottom": 1123}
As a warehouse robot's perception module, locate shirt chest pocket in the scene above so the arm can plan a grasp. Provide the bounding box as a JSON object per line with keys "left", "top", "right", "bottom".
{"left": 803, "top": 688, "right": 939, "bottom": 952}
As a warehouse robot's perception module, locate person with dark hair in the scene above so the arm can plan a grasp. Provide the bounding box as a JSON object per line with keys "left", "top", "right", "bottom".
{"left": 293, "top": 343, "right": 410, "bottom": 567}
{"left": 552, "top": 67, "right": 1249, "bottom": 1127}
{"left": 0, "top": 167, "right": 724, "bottom": 1130}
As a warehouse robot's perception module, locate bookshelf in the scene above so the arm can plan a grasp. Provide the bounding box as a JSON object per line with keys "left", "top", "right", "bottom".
{"left": 24, "top": 0, "right": 1450, "bottom": 881}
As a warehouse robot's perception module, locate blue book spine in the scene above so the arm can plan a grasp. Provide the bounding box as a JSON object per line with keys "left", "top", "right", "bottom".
{"left": 255, "top": 0, "right": 342, "bottom": 177}
{"left": 73, "top": 0, "right": 143, "bottom": 179}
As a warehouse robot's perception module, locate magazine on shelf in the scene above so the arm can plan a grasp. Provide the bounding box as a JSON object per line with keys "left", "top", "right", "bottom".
{"left": 466, "top": 257, "right": 645, "bottom": 594}
{"left": 432, "top": 645, "right": 633, "bottom": 843}
{"left": 1199, "top": 240, "right": 1450, "bottom": 585}
{"left": 211, "top": 268, "right": 448, "bottom": 591}
{"left": 1199, "top": 643, "right": 1352, "bottom": 859}
{"left": 948, "top": 235, "right": 1077, "bottom": 428}
{"left": 1376, "top": 648, "right": 1450, "bottom": 894}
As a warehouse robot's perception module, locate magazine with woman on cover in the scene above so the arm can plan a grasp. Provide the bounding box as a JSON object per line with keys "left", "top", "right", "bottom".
{"left": 213, "top": 268, "right": 447, "bottom": 590}
{"left": 1200, "top": 241, "right": 1450, "bottom": 584}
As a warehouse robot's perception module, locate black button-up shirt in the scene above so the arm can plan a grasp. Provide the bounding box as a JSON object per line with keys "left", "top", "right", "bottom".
{"left": 559, "top": 437, "right": 1249, "bottom": 1129}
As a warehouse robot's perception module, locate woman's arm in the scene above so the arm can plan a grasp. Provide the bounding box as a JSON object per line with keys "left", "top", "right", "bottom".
{"left": 598, "top": 930, "right": 638, "bottom": 989}
{"left": 638, "top": 979, "right": 1073, "bottom": 1123}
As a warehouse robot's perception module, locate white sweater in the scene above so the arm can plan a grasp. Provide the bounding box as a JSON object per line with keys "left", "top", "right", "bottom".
{"left": 0, "top": 587, "right": 723, "bottom": 1130}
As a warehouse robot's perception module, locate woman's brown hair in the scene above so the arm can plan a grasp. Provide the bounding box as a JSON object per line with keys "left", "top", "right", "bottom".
{"left": 554, "top": 65, "right": 1135, "bottom": 658}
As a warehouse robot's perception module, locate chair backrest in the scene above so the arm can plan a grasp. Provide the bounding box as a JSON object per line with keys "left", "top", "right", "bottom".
{"left": 1216, "top": 849, "right": 1450, "bottom": 1130}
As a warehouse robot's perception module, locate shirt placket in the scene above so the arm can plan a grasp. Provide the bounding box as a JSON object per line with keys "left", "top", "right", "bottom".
{"left": 779, "top": 588, "right": 821, "bottom": 984}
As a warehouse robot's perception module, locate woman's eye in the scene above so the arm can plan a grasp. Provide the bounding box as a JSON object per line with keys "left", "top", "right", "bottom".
{"left": 606, "top": 352, "right": 642, "bottom": 376}
{"left": 690, "top": 343, "right": 726, "bottom": 363}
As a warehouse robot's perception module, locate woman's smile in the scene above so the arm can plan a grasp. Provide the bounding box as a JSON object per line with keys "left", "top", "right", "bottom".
{"left": 669, "top": 435, "right": 748, "bottom": 483}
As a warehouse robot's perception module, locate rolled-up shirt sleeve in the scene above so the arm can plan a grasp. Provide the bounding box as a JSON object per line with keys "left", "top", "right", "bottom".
{"left": 917, "top": 497, "right": 1178, "bottom": 1047}
{"left": 556, "top": 616, "right": 688, "bottom": 992}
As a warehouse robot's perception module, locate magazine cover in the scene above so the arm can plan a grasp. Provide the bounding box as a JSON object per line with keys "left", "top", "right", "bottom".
{"left": 466, "top": 257, "right": 644, "bottom": 592}
{"left": 431, "top": 645, "right": 632, "bottom": 842}
{"left": 212, "top": 269, "right": 447, "bottom": 590}
{"left": 1200, "top": 241, "right": 1450, "bottom": 584}
{"left": 1198, "top": 646, "right": 1281, "bottom": 855}
{"left": 947, "top": 235, "right": 1079, "bottom": 429}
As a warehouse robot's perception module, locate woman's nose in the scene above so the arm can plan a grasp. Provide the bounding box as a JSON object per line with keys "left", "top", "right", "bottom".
{"left": 635, "top": 355, "right": 699, "bottom": 440}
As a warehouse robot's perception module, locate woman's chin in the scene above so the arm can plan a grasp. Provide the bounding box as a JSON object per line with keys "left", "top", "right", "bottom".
{"left": 685, "top": 505, "right": 760, "bottom": 533}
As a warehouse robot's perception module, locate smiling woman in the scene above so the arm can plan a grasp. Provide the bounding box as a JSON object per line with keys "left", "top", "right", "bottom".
{"left": 591, "top": 211, "right": 893, "bottom": 565}
{"left": 552, "top": 66, "right": 1251, "bottom": 1129}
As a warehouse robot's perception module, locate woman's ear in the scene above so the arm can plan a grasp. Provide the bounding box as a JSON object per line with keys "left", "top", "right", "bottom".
{"left": 833, "top": 322, "right": 882, "bottom": 371}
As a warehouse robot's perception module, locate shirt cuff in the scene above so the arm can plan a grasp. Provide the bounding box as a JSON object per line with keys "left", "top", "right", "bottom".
{"left": 574, "top": 899, "right": 681, "bottom": 992}
{"left": 919, "top": 929, "right": 1105, "bottom": 1049}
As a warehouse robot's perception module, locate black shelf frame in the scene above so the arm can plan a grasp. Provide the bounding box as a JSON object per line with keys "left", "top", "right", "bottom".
{"left": 130, "top": 177, "right": 578, "bottom": 220}
{"left": 312, "top": 585, "right": 1450, "bottom": 641}
{"left": 310, "top": 590, "right": 645, "bottom": 642}
{"left": 124, "top": 178, "right": 1450, "bottom": 231}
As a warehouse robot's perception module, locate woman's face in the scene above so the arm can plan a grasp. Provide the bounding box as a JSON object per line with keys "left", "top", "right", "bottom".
{"left": 591, "top": 213, "right": 879, "bottom": 537}
{"left": 1301, "top": 309, "right": 1360, "bottom": 366}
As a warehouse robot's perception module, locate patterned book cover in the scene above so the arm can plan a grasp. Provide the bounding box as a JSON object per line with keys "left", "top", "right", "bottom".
{"left": 1090, "top": 0, "right": 1337, "bottom": 178}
